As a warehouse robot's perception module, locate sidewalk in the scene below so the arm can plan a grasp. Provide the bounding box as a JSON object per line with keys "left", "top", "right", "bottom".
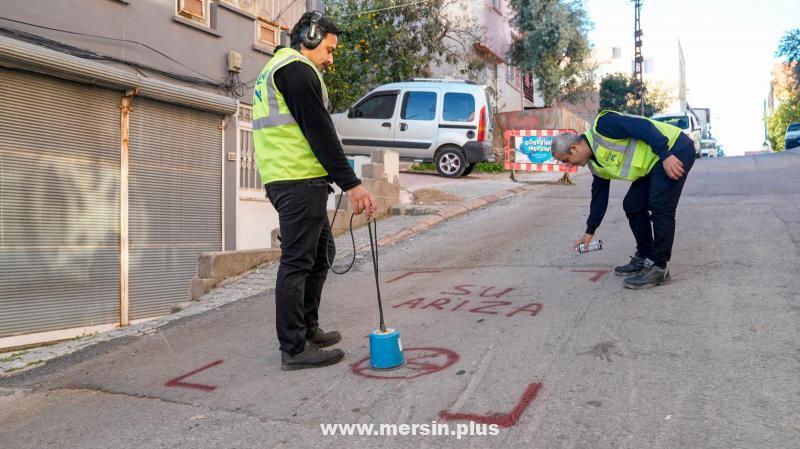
{"left": 0, "top": 171, "right": 558, "bottom": 376}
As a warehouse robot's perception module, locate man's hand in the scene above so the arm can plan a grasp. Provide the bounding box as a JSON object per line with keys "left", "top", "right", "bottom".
{"left": 662, "top": 155, "right": 685, "bottom": 180}
{"left": 574, "top": 233, "right": 594, "bottom": 252}
{"left": 346, "top": 184, "right": 376, "bottom": 218}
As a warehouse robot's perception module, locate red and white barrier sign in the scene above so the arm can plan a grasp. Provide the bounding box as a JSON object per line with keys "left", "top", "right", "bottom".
{"left": 504, "top": 129, "right": 579, "bottom": 173}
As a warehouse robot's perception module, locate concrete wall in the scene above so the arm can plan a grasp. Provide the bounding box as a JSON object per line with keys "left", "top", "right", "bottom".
{"left": 0, "top": 0, "right": 308, "bottom": 250}
{"left": 0, "top": 0, "right": 300, "bottom": 98}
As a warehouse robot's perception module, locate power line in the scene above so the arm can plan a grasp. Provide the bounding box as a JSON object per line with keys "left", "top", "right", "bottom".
{"left": 0, "top": 24, "right": 228, "bottom": 90}
{"left": 0, "top": 16, "right": 221, "bottom": 84}
{"left": 339, "top": 0, "right": 432, "bottom": 17}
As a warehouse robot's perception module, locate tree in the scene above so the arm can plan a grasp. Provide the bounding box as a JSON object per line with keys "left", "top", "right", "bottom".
{"left": 769, "top": 29, "right": 800, "bottom": 151}
{"left": 598, "top": 72, "right": 672, "bottom": 117}
{"left": 777, "top": 29, "right": 800, "bottom": 86}
{"left": 507, "top": 0, "right": 594, "bottom": 106}
{"left": 598, "top": 73, "right": 632, "bottom": 112}
{"left": 768, "top": 87, "right": 800, "bottom": 151}
{"left": 323, "top": 0, "right": 484, "bottom": 112}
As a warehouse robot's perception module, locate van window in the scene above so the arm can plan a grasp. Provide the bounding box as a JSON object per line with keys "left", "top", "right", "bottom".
{"left": 401, "top": 92, "right": 437, "bottom": 121}
{"left": 443, "top": 93, "right": 475, "bottom": 122}
{"left": 787, "top": 123, "right": 800, "bottom": 132}
{"left": 654, "top": 115, "right": 689, "bottom": 129}
{"left": 354, "top": 93, "right": 397, "bottom": 119}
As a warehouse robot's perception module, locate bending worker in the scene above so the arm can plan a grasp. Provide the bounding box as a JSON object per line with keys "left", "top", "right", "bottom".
{"left": 550, "top": 110, "right": 695, "bottom": 289}
{"left": 253, "top": 12, "right": 376, "bottom": 370}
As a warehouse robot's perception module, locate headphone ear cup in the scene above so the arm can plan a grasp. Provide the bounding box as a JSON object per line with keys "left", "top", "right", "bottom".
{"left": 306, "top": 28, "right": 322, "bottom": 49}
{"left": 301, "top": 11, "right": 324, "bottom": 49}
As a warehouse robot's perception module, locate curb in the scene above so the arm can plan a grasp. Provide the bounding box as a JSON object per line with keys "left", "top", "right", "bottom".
{"left": 0, "top": 184, "right": 531, "bottom": 377}
{"left": 359, "top": 184, "right": 531, "bottom": 251}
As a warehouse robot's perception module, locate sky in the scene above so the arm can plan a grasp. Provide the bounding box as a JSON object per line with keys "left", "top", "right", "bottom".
{"left": 584, "top": 0, "right": 800, "bottom": 155}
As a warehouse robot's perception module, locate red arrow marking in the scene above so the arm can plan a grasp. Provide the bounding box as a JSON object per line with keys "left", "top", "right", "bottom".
{"left": 386, "top": 270, "right": 440, "bottom": 284}
{"left": 570, "top": 269, "right": 609, "bottom": 282}
{"left": 439, "top": 383, "right": 541, "bottom": 428}
{"left": 165, "top": 360, "right": 223, "bottom": 392}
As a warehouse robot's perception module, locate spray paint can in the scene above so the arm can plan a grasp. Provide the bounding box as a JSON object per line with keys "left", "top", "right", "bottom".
{"left": 576, "top": 240, "right": 603, "bottom": 253}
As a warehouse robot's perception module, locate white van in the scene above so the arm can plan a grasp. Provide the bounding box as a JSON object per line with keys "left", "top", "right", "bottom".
{"left": 700, "top": 139, "right": 718, "bottom": 158}
{"left": 331, "top": 79, "right": 494, "bottom": 177}
{"left": 651, "top": 112, "right": 702, "bottom": 158}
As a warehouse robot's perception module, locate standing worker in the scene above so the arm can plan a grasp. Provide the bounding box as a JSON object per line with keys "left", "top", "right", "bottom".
{"left": 550, "top": 110, "right": 695, "bottom": 289}
{"left": 253, "top": 12, "right": 376, "bottom": 370}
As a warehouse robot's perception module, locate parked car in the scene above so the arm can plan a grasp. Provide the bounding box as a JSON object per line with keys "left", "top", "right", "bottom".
{"left": 784, "top": 122, "right": 800, "bottom": 151}
{"left": 700, "top": 139, "right": 718, "bottom": 158}
{"left": 651, "top": 112, "right": 702, "bottom": 158}
{"left": 332, "top": 79, "right": 494, "bottom": 177}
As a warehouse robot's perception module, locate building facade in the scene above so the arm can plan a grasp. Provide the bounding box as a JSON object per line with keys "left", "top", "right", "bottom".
{"left": 431, "top": 0, "right": 542, "bottom": 112}
{"left": 0, "top": 0, "right": 312, "bottom": 346}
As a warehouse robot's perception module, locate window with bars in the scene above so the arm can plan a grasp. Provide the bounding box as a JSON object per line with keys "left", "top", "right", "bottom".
{"left": 523, "top": 73, "right": 534, "bottom": 103}
{"left": 237, "top": 105, "right": 262, "bottom": 190}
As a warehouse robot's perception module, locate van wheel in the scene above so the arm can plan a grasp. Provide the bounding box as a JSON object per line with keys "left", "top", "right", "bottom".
{"left": 435, "top": 147, "right": 467, "bottom": 178}
{"left": 463, "top": 163, "right": 476, "bottom": 176}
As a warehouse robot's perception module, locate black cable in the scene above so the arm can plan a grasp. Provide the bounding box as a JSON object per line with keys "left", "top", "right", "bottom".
{"left": 367, "top": 217, "right": 386, "bottom": 332}
{"left": 326, "top": 192, "right": 358, "bottom": 275}
{"left": 326, "top": 191, "right": 386, "bottom": 332}
{"left": 0, "top": 16, "right": 220, "bottom": 84}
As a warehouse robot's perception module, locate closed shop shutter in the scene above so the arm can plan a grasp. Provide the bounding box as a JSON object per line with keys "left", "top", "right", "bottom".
{"left": 128, "top": 97, "right": 222, "bottom": 319}
{"left": 0, "top": 68, "right": 121, "bottom": 337}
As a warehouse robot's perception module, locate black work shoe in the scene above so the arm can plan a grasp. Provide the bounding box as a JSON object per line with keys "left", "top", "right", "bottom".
{"left": 281, "top": 342, "right": 345, "bottom": 371}
{"left": 306, "top": 328, "right": 342, "bottom": 348}
{"left": 623, "top": 259, "right": 671, "bottom": 289}
{"left": 615, "top": 254, "right": 646, "bottom": 276}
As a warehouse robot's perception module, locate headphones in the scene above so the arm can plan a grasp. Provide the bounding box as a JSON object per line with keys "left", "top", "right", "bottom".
{"left": 300, "top": 11, "right": 324, "bottom": 50}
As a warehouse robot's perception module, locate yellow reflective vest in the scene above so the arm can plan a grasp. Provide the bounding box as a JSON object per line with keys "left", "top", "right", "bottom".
{"left": 252, "top": 47, "right": 328, "bottom": 185}
{"left": 586, "top": 110, "right": 683, "bottom": 181}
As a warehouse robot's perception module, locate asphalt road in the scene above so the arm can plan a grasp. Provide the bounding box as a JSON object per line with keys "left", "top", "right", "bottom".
{"left": 1, "top": 153, "right": 799, "bottom": 449}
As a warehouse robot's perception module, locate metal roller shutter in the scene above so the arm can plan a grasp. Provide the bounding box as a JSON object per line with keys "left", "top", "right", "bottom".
{"left": 128, "top": 97, "right": 222, "bottom": 319}
{"left": 0, "top": 68, "right": 121, "bottom": 337}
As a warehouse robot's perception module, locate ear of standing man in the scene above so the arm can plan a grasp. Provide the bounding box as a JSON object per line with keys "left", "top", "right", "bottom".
{"left": 252, "top": 12, "right": 375, "bottom": 370}
{"left": 551, "top": 110, "right": 696, "bottom": 290}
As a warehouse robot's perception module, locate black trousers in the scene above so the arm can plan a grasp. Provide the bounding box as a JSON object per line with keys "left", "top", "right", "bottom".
{"left": 266, "top": 177, "right": 335, "bottom": 355}
{"left": 622, "top": 143, "right": 695, "bottom": 268}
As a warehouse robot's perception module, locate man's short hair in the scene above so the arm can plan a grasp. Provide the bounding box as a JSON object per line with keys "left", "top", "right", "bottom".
{"left": 550, "top": 133, "right": 584, "bottom": 155}
{"left": 290, "top": 12, "right": 341, "bottom": 49}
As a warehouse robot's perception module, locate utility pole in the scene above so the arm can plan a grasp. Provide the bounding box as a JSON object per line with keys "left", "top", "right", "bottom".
{"left": 633, "top": 0, "right": 644, "bottom": 115}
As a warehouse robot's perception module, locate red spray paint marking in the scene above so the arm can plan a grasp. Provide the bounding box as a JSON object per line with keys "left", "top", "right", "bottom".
{"left": 386, "top": 270, "right": 441, "bottom": 284}
{"left": 165, "top": 360, "right": 224, "bottom": 392}
{"left": 440, "top": 285, "right": 514, "bottom": 298}
{"left": 393, "top": 296, "right": 543, "bottom": 319}
{"left": 351, "top": 347, "right": 459, "bottom": 380}
{"left": 439, "top": 382, "right": 542, "bottom": 428}
{"left": 570, "top": 269, "right": 609, "bottom": 282}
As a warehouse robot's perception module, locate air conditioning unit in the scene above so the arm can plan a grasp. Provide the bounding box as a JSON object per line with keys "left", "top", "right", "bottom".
{"left": 179, "top": 0, "right": 206, "bottom": 19}
{"left": 257, "top": 21, "right": 279, "bottom": 46}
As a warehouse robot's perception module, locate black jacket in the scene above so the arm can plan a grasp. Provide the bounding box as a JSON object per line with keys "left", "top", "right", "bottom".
{"left": 272, "top": 48, "right": 361, "bottom": 191}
